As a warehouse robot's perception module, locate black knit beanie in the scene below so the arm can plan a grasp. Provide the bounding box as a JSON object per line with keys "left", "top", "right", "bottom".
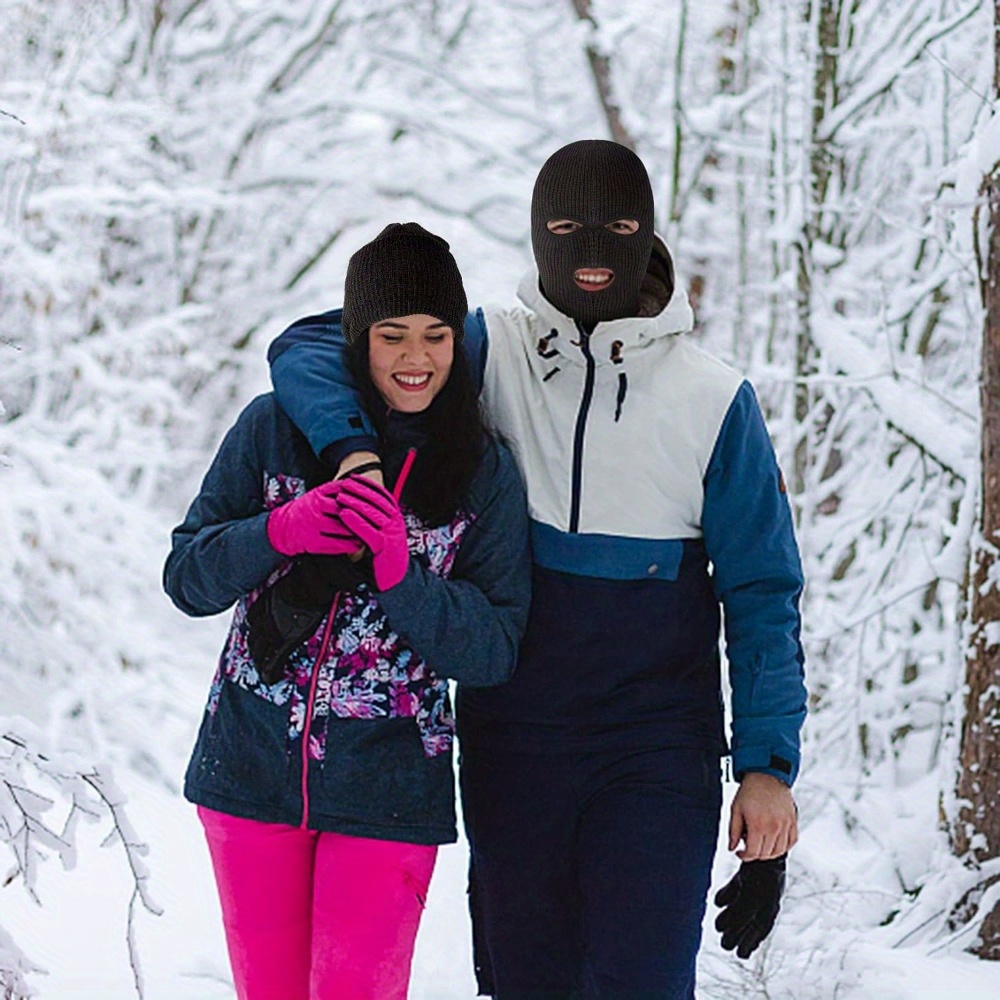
{"left": 531, "top": 140, "right": 655, "bottom": 326}
{"left": 341, "top": 222, "right": 468, "bottom": 344}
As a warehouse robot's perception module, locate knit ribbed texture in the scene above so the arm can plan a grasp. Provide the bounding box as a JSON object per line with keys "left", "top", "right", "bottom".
{"left": 531, "top": 140, "right": 655, "bottom": 326}
{"left": 342, "top": 223, "right": 467, "bottom": 344}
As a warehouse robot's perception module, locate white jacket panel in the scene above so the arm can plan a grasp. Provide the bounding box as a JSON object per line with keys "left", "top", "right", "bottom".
{"left": 481, "top": 271, "right": 744, "bottom": 540}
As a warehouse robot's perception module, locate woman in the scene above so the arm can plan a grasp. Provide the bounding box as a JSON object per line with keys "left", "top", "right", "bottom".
{"left": 163, "top": 223, "right": 531, "bottom": 1000}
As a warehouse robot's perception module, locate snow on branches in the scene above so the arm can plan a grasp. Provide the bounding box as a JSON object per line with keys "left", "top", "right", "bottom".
{"left": 0, "top": 720, "right": 161, "bottom": 1000}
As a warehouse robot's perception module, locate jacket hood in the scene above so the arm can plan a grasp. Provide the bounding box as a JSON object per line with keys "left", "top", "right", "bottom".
{"left": 516, "top": 234, "right": 694, "bottom": 367}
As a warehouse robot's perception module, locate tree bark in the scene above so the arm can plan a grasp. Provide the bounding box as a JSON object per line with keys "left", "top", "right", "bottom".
{"left": 952, "top": 0, "right": 1000, "bottom": 961}
{"left": 793, "top": 0, "right": 838, "bottom": 495}
{"left": 569, "top": 0, "right": 636, "bottom": 150}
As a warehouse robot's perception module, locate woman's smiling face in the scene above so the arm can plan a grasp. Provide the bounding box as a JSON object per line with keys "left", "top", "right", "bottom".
{"left": 368, "top": 314, "right": 455, "bottom": 413}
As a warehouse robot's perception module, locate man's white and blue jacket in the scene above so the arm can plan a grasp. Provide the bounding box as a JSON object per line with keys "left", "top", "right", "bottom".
{"left": 268, "top": 241, "right": 807, "bottom": 785}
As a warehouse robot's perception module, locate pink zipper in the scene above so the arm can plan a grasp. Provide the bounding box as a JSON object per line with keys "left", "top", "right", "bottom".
{"left": 298, "top": 447, "right": 416, "bottom": 829}
{"left": 393, "top": 447, "right": 417, "bottom": 502}
{"left": 299, "top": 592, "right": 340, "bottom": 829}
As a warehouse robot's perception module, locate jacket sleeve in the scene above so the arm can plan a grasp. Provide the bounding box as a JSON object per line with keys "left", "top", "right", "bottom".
{"left": 268, "top": 308, "right": 490, "bottom": 463}
{"left": 376, "top": 442, "right": 531, "bottom": 689}
{"left": 702, "top": 380, "right": 807, "bottom": 786}
{"left": 163, "top": 397, "right": 286, "bottom": 617}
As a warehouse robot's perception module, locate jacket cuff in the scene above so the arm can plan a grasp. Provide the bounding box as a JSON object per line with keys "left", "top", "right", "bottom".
{"left": 732, "top": 745, "right": 798, "bottom": 787}
{"left": 319, "top": 435, "right": 380, "bottom": 471}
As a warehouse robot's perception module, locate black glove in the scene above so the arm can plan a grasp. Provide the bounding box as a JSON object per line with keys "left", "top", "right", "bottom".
{"left": 714, "top": 854, "right": 786, "bottom": 959}
{"left": 246, "top": 554, "right": 367, "bottom": 684}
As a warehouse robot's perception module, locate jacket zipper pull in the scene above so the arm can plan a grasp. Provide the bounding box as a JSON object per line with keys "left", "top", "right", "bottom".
{"left": 393, "top": 447, "right": 418, "bottom": 502}
{"left": 614, "top": 372, "right": 628, "bottom": 422}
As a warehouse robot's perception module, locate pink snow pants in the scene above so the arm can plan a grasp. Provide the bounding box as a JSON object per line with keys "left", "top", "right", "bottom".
{"left": 198, "top": 806, "right": 437, "bottom": 1000}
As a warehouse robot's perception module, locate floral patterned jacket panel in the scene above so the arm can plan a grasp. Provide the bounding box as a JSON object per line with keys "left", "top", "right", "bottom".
{"left": 207, "top": 471, "right": 471, "bottom": 759}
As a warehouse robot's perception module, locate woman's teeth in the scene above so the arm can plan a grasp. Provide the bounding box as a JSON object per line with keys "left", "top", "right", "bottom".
{"left": 395, "top": 373, "right": 430, "bottom": 387}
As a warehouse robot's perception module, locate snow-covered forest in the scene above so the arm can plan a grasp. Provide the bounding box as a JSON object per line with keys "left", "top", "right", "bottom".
{"left": 3, "top": 0, "right": 1000, "bottom": 996}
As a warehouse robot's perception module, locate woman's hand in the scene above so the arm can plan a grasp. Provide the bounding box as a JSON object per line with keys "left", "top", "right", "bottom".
{"left": 335, "top": 477, "right": 410, "bottom": 591}
{"left": 265, "top": 483, "right": 362, "bottom": 558}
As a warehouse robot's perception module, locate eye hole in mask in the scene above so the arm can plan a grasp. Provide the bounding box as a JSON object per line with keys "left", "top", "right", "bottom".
{"left": 545, "top": 219, "right": 640, "bottom": 236}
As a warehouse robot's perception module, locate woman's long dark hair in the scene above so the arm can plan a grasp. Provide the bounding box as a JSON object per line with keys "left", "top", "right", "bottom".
{"left": 346, "top": 329, "right": 489, "bottom": 526}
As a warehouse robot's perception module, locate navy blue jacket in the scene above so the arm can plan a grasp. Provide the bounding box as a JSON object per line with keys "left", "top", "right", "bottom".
{"left": 268, "top": 259, "right": 806, "bottom": 785}
{"left": 165, "top": 394, "right": 531, "bottom": 843}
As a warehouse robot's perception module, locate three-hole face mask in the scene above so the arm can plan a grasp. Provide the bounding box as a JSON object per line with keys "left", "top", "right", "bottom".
{"left": 530, "top": 139, "right": 656, "bottom": 328}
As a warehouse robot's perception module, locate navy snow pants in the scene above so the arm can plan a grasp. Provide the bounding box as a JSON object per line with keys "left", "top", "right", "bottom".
{"left": 459, "top": 745, "right": 722, "bottom": 999}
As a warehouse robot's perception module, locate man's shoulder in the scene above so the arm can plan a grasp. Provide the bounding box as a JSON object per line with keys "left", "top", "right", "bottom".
{"left": 481, "top": 302, "right": 538, "bottom": 335}
{"left": 668, "top": 336, "right": 745, "bottom": 385}
{"left": 663, "top": 334, "right": 746, "bottom": 399}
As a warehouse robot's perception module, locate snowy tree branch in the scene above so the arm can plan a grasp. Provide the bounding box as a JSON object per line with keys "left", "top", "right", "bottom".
{"left": 0, "top": 726, "right": 161, "bottom": 999}
{"left": 819, "top": 3, "right": 981, "bottom": 142}
{"left": 810, "top": 320, "right": 973, "bottom": 479}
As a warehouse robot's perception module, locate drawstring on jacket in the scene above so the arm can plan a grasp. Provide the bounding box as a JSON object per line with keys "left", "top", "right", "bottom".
{"left": 611, "top": 340, "right": 628, "bottom": 422}
{"left": 538, "top": 327, "right": 562, "bottom": 382}
{"left": 614, "top": 372, "right": 628, "bottom": 422}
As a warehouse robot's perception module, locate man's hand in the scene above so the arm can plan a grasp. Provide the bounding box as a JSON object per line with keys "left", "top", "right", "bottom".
{"left": 728, "top": 772, "right": 797, "bottom": 861}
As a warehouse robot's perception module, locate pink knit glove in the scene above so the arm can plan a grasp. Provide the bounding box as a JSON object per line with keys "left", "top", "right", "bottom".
{"left": 335, "top": 476, "right": 410, "bottom": 591}
{"left": 266, "top": 483, "right": 362, "bottom": 558}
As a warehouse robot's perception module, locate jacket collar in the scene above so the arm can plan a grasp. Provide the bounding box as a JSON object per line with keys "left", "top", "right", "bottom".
{"left": 516, "top": 234, "right": 694, "bottom": 367}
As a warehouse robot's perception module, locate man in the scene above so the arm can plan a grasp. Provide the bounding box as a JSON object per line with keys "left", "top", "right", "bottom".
{"left": 267, "top": 139, "right": 806, "bottom": 998}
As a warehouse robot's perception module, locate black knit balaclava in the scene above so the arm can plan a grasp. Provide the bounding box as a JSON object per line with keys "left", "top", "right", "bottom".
{"left": 531, "top": 140, "right": 655, "bottom": 326}
{"left": 342, "top": 222, "right": 468, "bottom": 344}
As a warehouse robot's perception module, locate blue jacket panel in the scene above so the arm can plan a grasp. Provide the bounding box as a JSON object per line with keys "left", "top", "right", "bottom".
{"left": 457, "top": 542, "right": 725, "bottom": 757}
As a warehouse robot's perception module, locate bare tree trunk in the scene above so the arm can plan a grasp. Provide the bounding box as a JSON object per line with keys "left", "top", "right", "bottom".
{"left": 727, "top": 0, "right": 760, "bottom": 362}
{"left": 766, "top": 0, "right": 792, "bottom": 367}
{"left": 667, "top": 0, "right": 688, "bottom": 225}
{"left": 569, "top": 0, "right": 636, "bottom": 150}
{"left": 953, "top": 2, "right": 1000, "bottom": 960}
{"left": 793, "top": 0, "right": 838, "bottom": 496}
